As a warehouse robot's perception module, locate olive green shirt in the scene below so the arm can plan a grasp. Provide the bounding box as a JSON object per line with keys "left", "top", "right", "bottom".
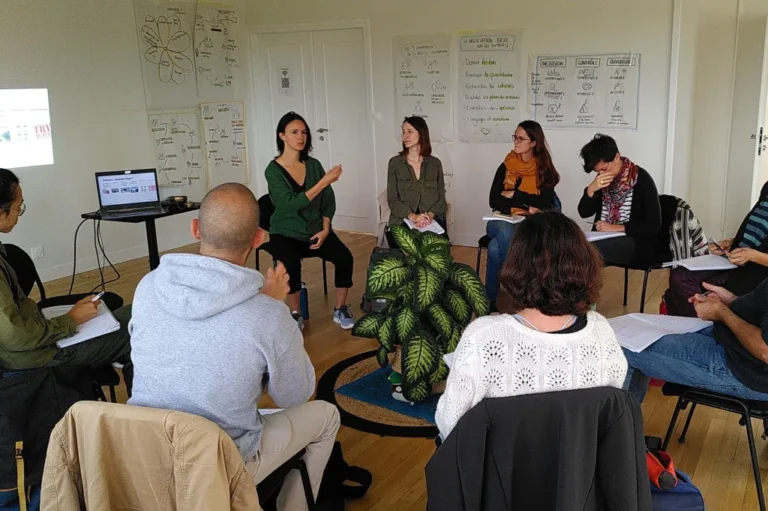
{"left": 0, "top": 243, "right": 76, "bottom": 370}
{"left": 386, "top": 154, "right": 447, "bottom": 226}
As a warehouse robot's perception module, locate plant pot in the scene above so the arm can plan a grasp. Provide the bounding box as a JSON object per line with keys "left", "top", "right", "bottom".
{"left": 390, "top": 345, "right": 446, "bottom": 396}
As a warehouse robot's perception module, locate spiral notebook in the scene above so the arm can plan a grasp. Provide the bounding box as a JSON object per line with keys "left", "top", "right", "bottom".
{"left": 42, "top": 303, "right": 121, "bottom": 348}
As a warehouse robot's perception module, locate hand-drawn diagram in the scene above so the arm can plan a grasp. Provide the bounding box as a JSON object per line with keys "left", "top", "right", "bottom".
{"left": 195, "top": 4, "right": 240, "bottom": 100}
{"left": 200, "top": 102, "right": 248, "bottom": 185}
{"left": 393, "top": 35, "right": 453, "bottom": 142}
{"left": 530, "top": 53, "right": 640, "bottom": 129}
{"left": 134, "top": 1, "right": 199, "bottom": 109}
{"left": 148, "top": 109, "right": 208, "bottom": 200}
{"left": 141, "top": 16, "right": 194, "bottom": 84}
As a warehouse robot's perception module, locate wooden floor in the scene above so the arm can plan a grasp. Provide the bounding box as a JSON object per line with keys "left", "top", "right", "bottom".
{"left": 39, "top": 231, "right": 768, "bottom": 510}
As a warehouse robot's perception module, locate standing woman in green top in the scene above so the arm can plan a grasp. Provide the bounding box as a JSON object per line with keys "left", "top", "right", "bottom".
{"left": 265, "top": 112, "right": 355, "bottom": 330}
{"left": 386, "top": 116, "right": 447, "bottom": 246}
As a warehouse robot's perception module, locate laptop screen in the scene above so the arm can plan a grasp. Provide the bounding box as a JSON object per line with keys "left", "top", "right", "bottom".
{"left": 96, "top": 169, "right": 159, "bottom": 208}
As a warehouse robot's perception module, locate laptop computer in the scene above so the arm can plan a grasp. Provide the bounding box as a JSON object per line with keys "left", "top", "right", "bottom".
{"left": 95, "top": 169, "right": 164, "bottom": 220}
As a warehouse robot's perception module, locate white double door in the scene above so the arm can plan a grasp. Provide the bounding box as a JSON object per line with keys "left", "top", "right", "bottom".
{"left": 251, "top": 27, "right": 376, "bottom": 234}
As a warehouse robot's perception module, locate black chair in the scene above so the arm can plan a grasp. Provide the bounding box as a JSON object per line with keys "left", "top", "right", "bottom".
{"left": 256, "top": 448, "right": 314, "bottom": 510}
{"left": 476, "top": 194, "right": 562, "bottom": 274}
{"left": 3, "top": 244, "right": 124, "bottom": 401}
{"left": 661, "top": 383, "right": 768, "bottom": 511}
{"left": 255, "top": 194, "right": 328, "bottom": 295}
{"left": 605, "top": 194, "right": 678, "bottom": 313}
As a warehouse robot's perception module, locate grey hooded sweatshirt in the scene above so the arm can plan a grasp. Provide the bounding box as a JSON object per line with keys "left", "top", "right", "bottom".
{"left": 128, "top": 253, "right": 315, "bottom": 461}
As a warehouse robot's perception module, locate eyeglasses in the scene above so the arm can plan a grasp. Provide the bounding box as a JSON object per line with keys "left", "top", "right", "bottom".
{"left": 17, "top": 202, "right": 25, "bottom": 216}
{"left": 513, "top": 136, "right": 531, "bottom": 143}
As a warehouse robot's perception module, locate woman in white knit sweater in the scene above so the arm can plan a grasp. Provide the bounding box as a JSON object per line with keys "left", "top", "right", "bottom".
{"left": 435, "top": 211, "right": 628, "bottom": 438}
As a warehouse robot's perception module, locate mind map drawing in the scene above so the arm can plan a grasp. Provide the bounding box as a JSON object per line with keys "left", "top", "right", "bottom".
{"left": 141, "top": 15, "right": 194, "bottom": 85}
{"left": 195, "top": 3, "right": 240, "bottom": 100}
{"left": 200, "top": 101, "right": 248, "bottom": 185}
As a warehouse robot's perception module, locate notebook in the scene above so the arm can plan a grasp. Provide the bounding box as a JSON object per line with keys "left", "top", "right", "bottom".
{"left": 403, "top": 218, "right": 445, "bottom": 235}
{"left": 662, "top": 254, "right": 737, "bottom": 272}
{"left": 42, "top": 303, "right": 121, "bottom": 348}
{"left": 482, "top": 212, "right": 526, "bottom": 225}
{"left": 584, "top": 231, "right": 626, "bottom": 242}
{"left": 608, "top": 313, "right": 711, "bottom": 353}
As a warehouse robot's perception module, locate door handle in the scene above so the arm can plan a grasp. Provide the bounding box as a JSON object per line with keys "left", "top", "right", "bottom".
{"left": 316, "top": 128, "right": 329, "bottom": 133}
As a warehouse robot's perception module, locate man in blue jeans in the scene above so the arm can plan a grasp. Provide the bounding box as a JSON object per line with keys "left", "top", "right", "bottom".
{"left": 624, "top": 279, "right": 768, "bottom": 404}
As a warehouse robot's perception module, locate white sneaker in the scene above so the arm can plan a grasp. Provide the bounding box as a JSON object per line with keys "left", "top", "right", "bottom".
{"left": 333, "top": 305, "right": 355, "bottom": 330}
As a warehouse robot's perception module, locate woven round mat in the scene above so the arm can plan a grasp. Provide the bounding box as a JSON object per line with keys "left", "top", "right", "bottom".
{"left": 316, "top": 351, "right": 439, "bottom": 438}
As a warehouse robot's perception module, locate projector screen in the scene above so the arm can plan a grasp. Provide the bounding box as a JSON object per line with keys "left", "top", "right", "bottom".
{"left": 0, "top": 89, "right": 54, "bottom": 168}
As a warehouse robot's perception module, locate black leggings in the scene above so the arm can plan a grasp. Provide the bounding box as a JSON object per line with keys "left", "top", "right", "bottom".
{"left": 267, "top": 232, "right": 354, "bottom": 294}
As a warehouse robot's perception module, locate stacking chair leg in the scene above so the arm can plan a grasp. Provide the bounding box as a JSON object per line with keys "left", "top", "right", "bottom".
{"left": 639, "top": 269, "right": 652, "bottom": 313}
{"left": 475, "top": 247, "right": 482, "bottom": 274}
{"left": 662, "top": 397, "right": 686, "bottom": 451}
{"left": 623, "top": 268, "right": 629, "bottom": 307}
{"left": 738, "top": 403, "right": 768, "bottom": 511}
{"left": 322, "top": 259, "right": 328, "bottom": 296}
{"left": 678, "top": 403, "right": 696, "bottom": 443}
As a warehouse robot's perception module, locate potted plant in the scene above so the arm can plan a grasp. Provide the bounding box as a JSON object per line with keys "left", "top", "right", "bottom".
{"left": 352, "top": 225, "right": 490, "bottom": 402}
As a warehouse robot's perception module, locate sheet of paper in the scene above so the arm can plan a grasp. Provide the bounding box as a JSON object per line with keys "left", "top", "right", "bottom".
{"left": 200, "top": 101, "right": 248, "bottom": 187}
{"left": 662, "top": 254, "right": 737, "bottom": 272}
{"left": 482, "top": 214, "right": 525, "bottom": 225}
{"left": 584, "top": 231, "right": 625, "bottom": 242}
{"left": 43, "top": 303, "right": 121, "bottom": 349}
{"left": 403, "top": 218, "right": 445, "bottom": 235}
{"left": 393, "top": 34, "right": 453, "bottom": 142}
{"left": 443, "top": 352, "right": 455, "bottom": 369}
{"left": 630, "top": 314, "right": 711, "bottom": 334}
{"left": 607, "top": 315, "right": 673, "bottom": 353}
{"left": 259, "top": 408, "right": 284, "bottom": 416}
{"left": 194, "top": 2, "right": 240, "bottom": 101}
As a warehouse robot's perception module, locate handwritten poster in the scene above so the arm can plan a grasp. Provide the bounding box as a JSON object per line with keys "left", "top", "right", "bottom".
{"left": 200, "top": 101, "right": 248, "bottom": 186}
{"left": 529, "top": 53, "right": 641, "bottom": 130}
{"left": 148, "top": 109, "right": 208, "bottom": 200}
{"left": 458, "top": 31, "right": 524, "bottom": 143}
{"left": 134, "top": 0, "right": 199, "bottom": 109}
{"left": 194, "top": 2, "right": 240, "bottom": 102}
{"left": 393, "top": 35, "right": 453, "bottom": 142}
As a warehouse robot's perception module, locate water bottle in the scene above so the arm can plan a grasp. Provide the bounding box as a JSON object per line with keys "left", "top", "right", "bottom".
{"left": 299, "top": 282, "right": 309, "bottom": 320}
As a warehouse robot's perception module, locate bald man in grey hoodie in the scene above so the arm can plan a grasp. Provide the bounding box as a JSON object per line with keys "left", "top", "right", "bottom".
{"left": 128, "top": 183, "right": 340, "bottom": 511}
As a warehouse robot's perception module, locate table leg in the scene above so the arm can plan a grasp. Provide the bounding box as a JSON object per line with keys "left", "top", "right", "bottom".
{"left": 145, "top": 219, "right": 160, "bottom": 270}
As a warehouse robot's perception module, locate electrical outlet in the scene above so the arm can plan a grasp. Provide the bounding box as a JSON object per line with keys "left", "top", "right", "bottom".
{"left": 30, "top": 246, "right": 44, "bottom": 260}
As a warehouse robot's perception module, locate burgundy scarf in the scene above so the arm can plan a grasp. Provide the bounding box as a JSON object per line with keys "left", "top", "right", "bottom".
{"left": 603, "top": 157, "right": 639, "bottom": 224}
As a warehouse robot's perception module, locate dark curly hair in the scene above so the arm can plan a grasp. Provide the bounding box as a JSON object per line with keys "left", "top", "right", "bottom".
{"left": 500, "top": 211, "right": 602, "bottom": 316}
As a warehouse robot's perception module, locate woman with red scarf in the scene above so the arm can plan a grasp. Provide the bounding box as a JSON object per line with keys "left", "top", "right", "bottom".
{"left": 578, "top": 134, "right": 661, "bottom": 266}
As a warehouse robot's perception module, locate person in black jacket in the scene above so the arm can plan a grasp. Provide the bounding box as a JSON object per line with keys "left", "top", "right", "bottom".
{"left": 578, "top": 134, "right": 661, "bottom": 265}
{"left": 666, "top": 181, "right": 768, "bottom": 316}
{"left": 426, "top": 388, "right": 652, "bottom": 511}
{"left": 485, "top": 120, "right": 559, "bottom": 309}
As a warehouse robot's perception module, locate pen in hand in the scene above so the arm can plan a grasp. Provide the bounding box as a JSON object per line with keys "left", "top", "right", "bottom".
{"left": 90, "top": 291, "right": 105, "bottom": 303}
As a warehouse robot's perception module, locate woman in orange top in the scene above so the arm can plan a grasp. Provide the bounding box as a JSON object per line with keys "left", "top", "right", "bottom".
{"left": 485, "top": 120, "right": 560, "bottom": 311}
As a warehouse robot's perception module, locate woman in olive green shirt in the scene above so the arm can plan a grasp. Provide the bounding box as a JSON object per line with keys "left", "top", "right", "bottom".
{"left": 386, "top": 116, "right": 447, "bottom": 245}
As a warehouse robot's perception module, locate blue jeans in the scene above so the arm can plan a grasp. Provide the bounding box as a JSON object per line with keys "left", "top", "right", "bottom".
{"left": 485, "top": 221, "right": 518, "bottom": 302}
{"left": 623, "top": 326, "right": 768, "bottom": 403}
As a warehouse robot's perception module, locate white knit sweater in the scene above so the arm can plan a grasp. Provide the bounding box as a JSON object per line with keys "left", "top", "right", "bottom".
{"left": 435, "top": 311, "right": 628, "bottom": 438}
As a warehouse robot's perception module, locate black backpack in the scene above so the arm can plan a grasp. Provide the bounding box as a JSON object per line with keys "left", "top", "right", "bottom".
{"left": 315, "top": 441, "right": 372, "bottom": 510}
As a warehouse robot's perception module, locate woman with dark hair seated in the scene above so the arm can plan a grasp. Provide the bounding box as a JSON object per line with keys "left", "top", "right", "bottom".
{"left": 578, "top": 134, "right": 662, "bottom": 266}
{"left": 265, "top": 111, "right": 355, "bottom": 331}
{"left": 0, "top": 168, "right": 133, "bottom": 391}
{"left": 435, "top": 211, "right": 627, "bottom": 438}
{"left": 386, "top": 116, "right": 447, "bottom": 247}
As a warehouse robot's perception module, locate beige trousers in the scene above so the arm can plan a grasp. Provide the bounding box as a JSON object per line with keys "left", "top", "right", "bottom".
{"left": 245, "top": 401, "right": 340, "bottom": 511}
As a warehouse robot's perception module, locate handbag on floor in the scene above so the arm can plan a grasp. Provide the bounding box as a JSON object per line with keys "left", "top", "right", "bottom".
{"left": 315, "top": 441, "right": 372, "bottom": 510}
{"left": 646, "top": 436, "right": 704, "bottom": 511}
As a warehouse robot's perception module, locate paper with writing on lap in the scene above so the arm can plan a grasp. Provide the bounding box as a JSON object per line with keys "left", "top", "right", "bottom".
{"left": 584, "top": 231, "right": 625, "bottom": 242}
{"left": 608, "top": 313, "right": 711, "bottom": 353}
{"left": 662, "top": 254, "right": 737, "bottom": 272}
{"left": 42, "top": 303, "right": 121, "bottom": 349}
{"left": 404, "top": 218, "right": 445, "bottom": 235}
{"left": 483, "top": 212, "right": 526, "bottom": 225}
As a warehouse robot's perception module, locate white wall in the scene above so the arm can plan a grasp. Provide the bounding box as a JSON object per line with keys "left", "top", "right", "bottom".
{"left": 248, "top": 0, "right": 675, "bottom": 246}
